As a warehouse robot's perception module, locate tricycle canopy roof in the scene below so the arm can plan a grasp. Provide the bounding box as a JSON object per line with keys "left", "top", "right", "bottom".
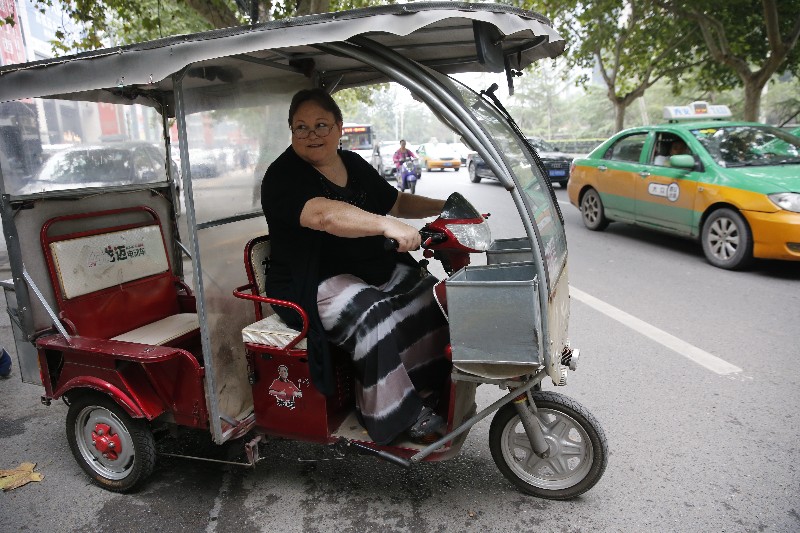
{"left": 0, "top": 2, "right": 563, "bottom": 110}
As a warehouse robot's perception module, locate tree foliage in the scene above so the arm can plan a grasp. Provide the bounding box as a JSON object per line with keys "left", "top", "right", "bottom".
{"left": 659, "top": 0, "right": 800, "bottom": 121}
{"left": 520, "top": 0, "right": 701, "bottom": 132}
{"left": 8, "top": 0, "right": 799, "bottom": 130}
{"left": 29, "top": 0, "right": 394, "bottom": 51}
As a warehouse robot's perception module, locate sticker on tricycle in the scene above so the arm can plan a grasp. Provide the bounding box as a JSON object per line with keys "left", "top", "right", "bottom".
{"left": 268, "top": 365, "right": 303, "bottom": 409}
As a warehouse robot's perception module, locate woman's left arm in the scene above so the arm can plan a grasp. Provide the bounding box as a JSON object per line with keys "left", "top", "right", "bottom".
{"left": 389, "top": 192, "right": 446, "bottom": 219}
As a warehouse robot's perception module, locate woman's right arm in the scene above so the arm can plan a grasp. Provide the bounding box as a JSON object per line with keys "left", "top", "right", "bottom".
{"left": 299, "top": 197, "right": 421, "bottom": 251}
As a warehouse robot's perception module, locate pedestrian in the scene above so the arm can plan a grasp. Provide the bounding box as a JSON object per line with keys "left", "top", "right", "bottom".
{"left": 0, "top": 348, "right": 12, "bottom": 378}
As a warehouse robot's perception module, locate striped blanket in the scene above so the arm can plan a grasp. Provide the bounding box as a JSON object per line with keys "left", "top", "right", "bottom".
{"left": 317, "top": 263, "right": 451, "bottom": 444}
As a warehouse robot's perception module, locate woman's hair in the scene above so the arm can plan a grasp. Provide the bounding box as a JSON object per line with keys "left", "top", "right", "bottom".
{"left": 288, "top": 88, "right": 343, "bottom": 125}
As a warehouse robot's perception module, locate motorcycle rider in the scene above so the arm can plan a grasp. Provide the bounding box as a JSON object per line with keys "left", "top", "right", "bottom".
{"left": 393, "top": 140, "right": 416, "bottom": 190}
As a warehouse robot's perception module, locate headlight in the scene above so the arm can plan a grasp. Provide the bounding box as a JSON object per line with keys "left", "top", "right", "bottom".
{"left": 768, "top": 193, "right": 800, "bottom": 213}
{"left": 445, "top": 220, "right": 492, "bottom": 251}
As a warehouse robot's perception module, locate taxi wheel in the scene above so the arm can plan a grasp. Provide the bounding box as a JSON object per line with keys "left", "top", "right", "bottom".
{"left": 701, "top": 208, "right": 753, "bottom": 270}
{"left": 66, "top": 393, "right": 156, "bottom": 493}
{"left": 580, "top": 189, "right": 609, "bottom": 231}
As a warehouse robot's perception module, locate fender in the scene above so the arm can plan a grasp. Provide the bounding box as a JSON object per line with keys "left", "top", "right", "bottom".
{"left": 55, "top": 376, "right": 151, "bottom": 419}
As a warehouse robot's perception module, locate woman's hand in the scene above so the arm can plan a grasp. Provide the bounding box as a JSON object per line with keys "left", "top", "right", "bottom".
{"left": 382, "top": 217, "right": 421, "bottom": 252}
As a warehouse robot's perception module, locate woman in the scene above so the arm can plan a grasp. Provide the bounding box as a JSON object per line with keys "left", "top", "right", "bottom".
{"left": 261, "top": 88, "right": 451, "bottom": 445}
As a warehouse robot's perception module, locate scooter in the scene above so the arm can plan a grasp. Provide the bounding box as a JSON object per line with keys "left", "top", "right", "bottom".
{"left": 230, "top": 191, "right": 607, "bottom": 500}
{"left": 396, "top": 156, "right": 420, "bottom": 194}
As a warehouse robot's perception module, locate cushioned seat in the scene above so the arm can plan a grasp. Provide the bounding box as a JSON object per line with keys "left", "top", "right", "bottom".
{"left": 43, "top": 209, "right": 199, "bottom": 346}
{"left": 242, "top": 314, "right": 307, "bottom": 349}
{"left": 112, "top": 313, "right": 199, "bottom": 345}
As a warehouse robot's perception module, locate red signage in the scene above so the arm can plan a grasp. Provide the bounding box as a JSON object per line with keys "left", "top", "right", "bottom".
{"left": 98, "top": 103, "right": 121, "bottom": 136}
{"left": 0, "top": 2, "right": 27, "bottom": 67}
{"left": 342, "top": 127, "right": 367, "bottom": 133}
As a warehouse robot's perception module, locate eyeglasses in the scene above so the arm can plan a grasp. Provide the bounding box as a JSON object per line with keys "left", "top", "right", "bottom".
{"left": 291, "top": 123, "right": 334, "bottom": 139}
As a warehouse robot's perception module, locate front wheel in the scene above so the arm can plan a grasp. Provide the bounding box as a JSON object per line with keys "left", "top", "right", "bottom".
{"left": 580, "top": 188, "right": 609, "bottom": 231}
{"left": 468, "top": 162, "right": 481, "bottom": 183}
{"left": 701, "top": 208, "right": 753, "bottom": 270}
{"left": 408, "top": 179, "right": 416, "bottom": 194}
{"left": 66, "top": 394, "right": 156, "bottom": 492}
{"left": 489, "top": 391, "right": 608, "bottom": 500}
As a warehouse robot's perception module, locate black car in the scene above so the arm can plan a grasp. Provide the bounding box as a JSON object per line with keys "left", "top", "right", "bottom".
{"left": 467, "top": 137, "right": 572, "bottom": 186}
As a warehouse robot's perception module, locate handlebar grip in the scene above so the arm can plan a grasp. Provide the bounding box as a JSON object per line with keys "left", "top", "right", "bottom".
{"left": 384, "top": 238, "right": 399, "bottom": 251}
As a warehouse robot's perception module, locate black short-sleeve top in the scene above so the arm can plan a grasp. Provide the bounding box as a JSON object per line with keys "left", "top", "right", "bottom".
{"left": 262, "top": 146, "right": 399, "bottom": 308}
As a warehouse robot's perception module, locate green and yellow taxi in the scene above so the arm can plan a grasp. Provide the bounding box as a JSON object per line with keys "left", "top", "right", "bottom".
{"left": 567, "top": 102, "right": 800, "bottom": 269}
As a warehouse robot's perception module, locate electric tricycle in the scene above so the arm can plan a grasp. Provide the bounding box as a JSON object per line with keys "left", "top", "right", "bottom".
{"left": 0, "top": 2, "right": 607, "bottom": 499}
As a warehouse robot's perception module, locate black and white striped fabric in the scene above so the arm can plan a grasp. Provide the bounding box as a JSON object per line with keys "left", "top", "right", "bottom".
{"left": 317, "top": 263, "right": 450, "bottom": 445}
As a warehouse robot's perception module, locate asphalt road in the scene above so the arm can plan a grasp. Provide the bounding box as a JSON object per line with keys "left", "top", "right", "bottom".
{"left": 1, "top": 167, "right": 798, "bottom": 532}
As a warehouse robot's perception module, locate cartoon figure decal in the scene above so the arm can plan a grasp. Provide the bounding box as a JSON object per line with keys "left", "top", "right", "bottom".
{"left": 268, "top": 365, "right": 303, "bottom": 409}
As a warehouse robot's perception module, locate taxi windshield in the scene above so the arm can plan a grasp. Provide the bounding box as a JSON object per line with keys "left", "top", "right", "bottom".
{"left": 690, "top": 125, "right": 800, "bottom": 167}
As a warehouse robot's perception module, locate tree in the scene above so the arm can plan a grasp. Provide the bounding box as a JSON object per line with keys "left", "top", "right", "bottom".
{"left": 660, "top": 0, "right": 800, "bottom": 122}
{"left": 523, "top": 0, "right": 700, "bottom": 132}
{"left": 27, "top": 0, "right": 393, "bottom": 52}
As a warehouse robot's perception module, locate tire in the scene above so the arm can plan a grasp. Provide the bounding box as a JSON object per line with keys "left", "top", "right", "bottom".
{"left": 409, "top": 179, "right": 416, "bottom": 194}
{"left": 489, "top": 391, "right": 608, "bottom": 500}
{"left": 66, "top": 394, "right": 156, "bottom": 492}
{"left": 468, "top": 162, "right": 481, "bottom": 183}
{"left": 701, "top": 208, "right": 753, "bottom": 270}
{"left": 580, "top": 188, "right": 609, "bottom": 231}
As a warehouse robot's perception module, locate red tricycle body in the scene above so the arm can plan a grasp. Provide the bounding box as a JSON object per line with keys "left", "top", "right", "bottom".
{"left": 0, "top": 3, "right": 606, "bottom": 499}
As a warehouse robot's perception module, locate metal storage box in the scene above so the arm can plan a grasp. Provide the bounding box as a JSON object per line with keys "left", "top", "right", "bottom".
{"left": 486, "top": 237, "right": 533, "bottom": 265}
{"left": 446, "top": 262, "right": 541, "bottom": 368}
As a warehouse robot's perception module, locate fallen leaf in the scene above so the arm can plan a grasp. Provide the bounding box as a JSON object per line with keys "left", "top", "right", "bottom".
{"left": 0, "top": 462, "right": 44, "bottom": 491}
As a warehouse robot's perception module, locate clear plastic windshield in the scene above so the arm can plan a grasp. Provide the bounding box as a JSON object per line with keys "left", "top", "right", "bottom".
{"left": 0, "top": 99, "right": 170, "bottom": 197}
{"left": 447, "top": 81, "right": 568, "bottom": 287}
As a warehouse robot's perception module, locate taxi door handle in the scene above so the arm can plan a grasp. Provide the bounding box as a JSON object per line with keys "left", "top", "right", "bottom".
{"left": 598, "top": 165, "right": 607, "bottom": 171}
{"left": 639, "top": 171, "right": 650, "bottom": 178}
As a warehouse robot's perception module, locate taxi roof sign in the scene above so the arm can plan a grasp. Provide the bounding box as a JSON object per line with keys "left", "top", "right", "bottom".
{"left": 663, "top": 101, "right": 732, "bottom": 122}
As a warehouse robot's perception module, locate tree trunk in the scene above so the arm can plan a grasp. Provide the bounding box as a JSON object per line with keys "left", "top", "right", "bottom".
{"left": 614, "top": 101, "right": 626, "bottom": 133}
{"left": 742, "top": 80, "right": 763, "bottom": 122}
{"left": 183, "top": 0, "right": 240, "bottom": 28}
{"left": 296, "top": 0, "right": 330, "bottom": 16}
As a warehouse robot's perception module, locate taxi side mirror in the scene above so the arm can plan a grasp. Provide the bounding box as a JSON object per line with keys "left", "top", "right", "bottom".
{"left": 670, "top": 154, "right": 696, "bottom": 169}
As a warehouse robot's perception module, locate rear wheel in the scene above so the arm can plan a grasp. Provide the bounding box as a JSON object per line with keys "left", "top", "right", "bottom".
{"left": 468, "top": 162, "right": 481, "bottom": 183}
{"left": 66, "top": 394, "right": 155, "bottom": 492}
{"left": 489, "top": 391, "right": 608, "bottom": 500}
{"left": 701, "top": 208, "right": 753, "bottom": 270}
{"left": 580, "top": 188, "right": 609, "bottom": 231}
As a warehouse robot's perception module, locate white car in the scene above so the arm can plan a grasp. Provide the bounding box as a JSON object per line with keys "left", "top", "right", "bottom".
{"left": 373, "top": 140, "right": 401, "bottom": 179}
{"left": 447, "top": 142, "right": 471, "bottom": 164}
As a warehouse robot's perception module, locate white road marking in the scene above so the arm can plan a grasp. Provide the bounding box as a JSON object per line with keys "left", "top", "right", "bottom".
{"left": 206, "top": 469, "right": 233, "bottom": 533}
{"left": 570, "top": 286, "right": 743, "bottom": 375}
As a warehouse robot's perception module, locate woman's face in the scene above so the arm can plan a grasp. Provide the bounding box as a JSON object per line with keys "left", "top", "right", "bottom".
{"left": 290, "top": 100, "right": 342, "bottom": 166}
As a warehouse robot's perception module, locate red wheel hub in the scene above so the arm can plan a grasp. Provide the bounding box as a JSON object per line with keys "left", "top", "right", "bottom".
{"left": 91, "top": 423, "right": 122, "bottom": 460}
